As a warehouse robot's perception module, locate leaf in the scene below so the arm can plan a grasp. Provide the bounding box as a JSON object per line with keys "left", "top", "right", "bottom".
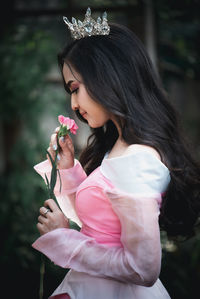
{"left": 57, "top": 169, "right": 62, "bottom": 193}
{"left": 44, "top": 174, "right": 51, "bottom": 198}
{"left": 46, "top": 150, "right": 57, "bottom": 191}
{"left": 46, "top": 149, "right": 56, "bottom": 168}
{"left": 45, "top": 150, "right": 59, "bottom": 204}
{"left": 58, "top": 125, "right": 69, "bottom": 138}
{"left": 50, "top": 164, "right": 57, "bottom": 191}
{"left": 44, "top": 173, "right": 50, "bottom": 188}
{"left": 61, "top": 126, "right": 68, "bottom": 136}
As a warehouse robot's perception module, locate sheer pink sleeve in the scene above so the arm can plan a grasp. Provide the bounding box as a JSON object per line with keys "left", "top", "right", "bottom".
{"left": 34, "top": 159, "right": 87, "bottom": 196}
{"left": 34, "top": 159, "right": 87, "bottom": 226}
{"left": 32, "top": 190, "right": 161, "bottom": 286}
{"left": 33, "top": 152, "right": 170, "bottom": 287}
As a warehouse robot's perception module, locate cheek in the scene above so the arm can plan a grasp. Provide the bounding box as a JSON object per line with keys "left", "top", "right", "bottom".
{"left": 86, "top": 106, "right": 111, "bottom": 128}
{"left": 95, "top": 110, "right": 110, "bottom": 125}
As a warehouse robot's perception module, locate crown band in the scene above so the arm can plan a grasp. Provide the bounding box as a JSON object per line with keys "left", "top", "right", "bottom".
{"left": 63, "top": 7, "right": 110, "bottom": 40}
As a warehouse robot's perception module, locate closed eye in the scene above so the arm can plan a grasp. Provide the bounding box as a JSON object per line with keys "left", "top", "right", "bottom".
{"left": 71, "top": 88, "right": 79, "bottom": 95}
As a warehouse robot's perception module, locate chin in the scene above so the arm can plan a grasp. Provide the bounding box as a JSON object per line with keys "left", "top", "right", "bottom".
{"left": 87, "top": 118, "right": 109, "bottom": 128}
{"left": 89, "top": 122, "right": 105, "bottom": 128}
{"left": 89, "top": 124, "right": 99, "bottom": 128}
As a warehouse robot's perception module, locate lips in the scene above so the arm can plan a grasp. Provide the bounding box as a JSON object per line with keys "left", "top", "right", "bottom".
{"left": 81, "top": 112, "right": 87, "bottom": 118}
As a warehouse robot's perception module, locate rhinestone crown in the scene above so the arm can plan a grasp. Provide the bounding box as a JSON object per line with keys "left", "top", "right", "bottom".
{"left": 63, "top": 7, "right": 110, "bottom": 40}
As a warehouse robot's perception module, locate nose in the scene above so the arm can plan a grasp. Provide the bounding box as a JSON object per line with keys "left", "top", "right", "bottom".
{"left": 71, "top": 95, "right": 79, "bottom": 111}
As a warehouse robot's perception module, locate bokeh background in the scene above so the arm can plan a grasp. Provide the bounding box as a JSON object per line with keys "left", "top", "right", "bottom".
{"left": 0, "top": 1, "right": 200, "bottom": 298}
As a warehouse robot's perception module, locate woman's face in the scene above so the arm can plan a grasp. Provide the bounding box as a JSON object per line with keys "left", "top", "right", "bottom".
{"left": 62, "top": 63, "right": 111, "bottom": 128}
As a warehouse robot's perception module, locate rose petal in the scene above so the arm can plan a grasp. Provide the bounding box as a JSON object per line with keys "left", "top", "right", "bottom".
{"left": 58, "top": 115, "right": 78, "bottom": 135}
{"left": 70, "top": 128, "right": 76, "bottom": 134}
{"left": 73, "top": 123, "right": 79, "bottom": 130}
{"left": 63, "top": 117, "right": 71, "bottom": 127}
{"left": 58, "top": 115, "right": 65, "bottom": 124}
{"left": 70, "top": 123, "right": 79, "bottom": 134}
{"left": 70, "top": 119, "right": 75, "bottom": 128}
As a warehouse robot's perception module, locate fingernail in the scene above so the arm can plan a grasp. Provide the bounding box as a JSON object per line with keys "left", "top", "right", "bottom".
{"left": 60, "top": 136, "right": 65, "bottom": 143}
{"left": 57, "top": 154, "right": 61, "bottom": 161}
{"left": 53, "top": 144, "right": 57, "bottom": 151}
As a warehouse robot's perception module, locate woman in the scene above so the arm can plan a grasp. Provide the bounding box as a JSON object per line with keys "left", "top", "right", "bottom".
{"left": 32, "top": 8, "right": 200, "bottom": 299}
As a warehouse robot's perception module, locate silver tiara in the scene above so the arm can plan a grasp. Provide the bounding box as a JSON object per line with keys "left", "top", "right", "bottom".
{"left": 63, "top": 7, "right": 110, "bottom": 40}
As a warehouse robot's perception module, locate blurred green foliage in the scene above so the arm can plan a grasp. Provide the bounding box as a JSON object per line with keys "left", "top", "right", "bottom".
{"left": 0, "top": 1, "right": 199, "bottom": 299}
{"left": 0, "top": 25, "right": 67, "bottom": 298}
{"left": 161, "top": 233, "right": 200, "bottom": 298}
{"left": 157, "top": 0, "right": 200, "bottom": 80}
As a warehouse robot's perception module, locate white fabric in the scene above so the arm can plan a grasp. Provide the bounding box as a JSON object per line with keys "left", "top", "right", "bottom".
{"left": 32, "top": 149, "right": 171, "bottom": 298}
{"left": 52, "top": 270, "right": 170, "bottom": 299}
{"left": 101, "top": 150, "right": 170, "bottom": 195}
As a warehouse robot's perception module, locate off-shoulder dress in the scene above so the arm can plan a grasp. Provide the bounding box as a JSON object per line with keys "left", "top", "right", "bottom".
{"left": 32, "top": 146, "right": 171, "bottom": 299}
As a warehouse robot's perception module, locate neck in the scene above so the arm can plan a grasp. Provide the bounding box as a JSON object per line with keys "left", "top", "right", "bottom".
{"left": 106, "top": 118, "right": 129, "bottom": 158}
{"left": 111, "top": 117, "right": 122, "bottom": 138}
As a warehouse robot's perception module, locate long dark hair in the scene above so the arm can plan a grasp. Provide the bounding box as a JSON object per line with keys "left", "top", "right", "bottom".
{"left": 58, "top": 23, "right": 200, "bottom": 239}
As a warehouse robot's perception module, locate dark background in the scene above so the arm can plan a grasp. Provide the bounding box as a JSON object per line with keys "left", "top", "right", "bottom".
{"left": 0, "top": 1, "right": 200, "bottom": 298}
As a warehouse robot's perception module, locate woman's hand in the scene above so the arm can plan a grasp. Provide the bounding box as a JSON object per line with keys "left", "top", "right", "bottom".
{"left": 37, "top": 199, "right": 69, "bottom": 235}
{"left": 48, "top": 127, "right": 75, "bottom": 169}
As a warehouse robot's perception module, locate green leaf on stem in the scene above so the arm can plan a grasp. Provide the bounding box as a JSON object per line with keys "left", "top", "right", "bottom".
{"left": 57, "top": 169, "right": 62, "bottom": 193}
{"left": 58, "top": 124, "right": 68, "bottom": 138}
{"left": 46, "top": 150, "right": 57, "bottom": 191}
{"left": 45, "top": 150, "right": 62, "bottom": 201}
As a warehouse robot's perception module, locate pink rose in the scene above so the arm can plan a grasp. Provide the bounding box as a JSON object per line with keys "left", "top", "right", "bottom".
{"left": 58, "top": 115, "right": 65, "bottom": 124}
{"left": 70, "top": 122, "right": 79, "bottom": 134}
{"left": 58, "top": 115, "right": 79, "bottom": 135}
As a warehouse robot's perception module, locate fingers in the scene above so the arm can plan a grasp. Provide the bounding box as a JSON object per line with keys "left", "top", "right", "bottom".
{"left": 49, "top": 131, "right": 74, "bottom": 154}
{"left": 54, "top": 126, "right": 60, "bottom": 133}
{"left": 47, "top": 132, "right": 58, "bottom": 161}
{"left": 38, "top": 200, "right": 59, "bottom": 223}
{"left": 37, "top": 207, "right": 50, "bottom": 234}
{"left": 37, "top": 199, "right": 59, "bottom": 226}
{"left": 39, "top": 206, "right": 52, "bottom": 217}
{"left": 36, "top": 222, "right": 45, "bottom": 234}
{"left": 50, "top": 133, "right": 58, "bottom": 151}
{"left": 46, "top": 146, "right": 56, "bottom": 162}
{"left": 50, "top": 126, "right": 75, "bottom": 154}
{"left": 58, "top": 134, "right": 74, "bottom": 154}
{"left": 47, "top": 127, "right": 74, "bottom": 169}
{"left": 38, "top": 214, "right": 47, "bottom": 224}
{"left": 36, "top": 199, "right": 69, "bottom": 235}
{"left": 44, "top": 198, "right": 60, "bottom": 212}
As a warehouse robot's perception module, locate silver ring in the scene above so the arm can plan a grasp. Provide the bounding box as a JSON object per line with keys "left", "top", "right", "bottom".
{"left": 44, "top": 208, "right": 50, "bottom": 215}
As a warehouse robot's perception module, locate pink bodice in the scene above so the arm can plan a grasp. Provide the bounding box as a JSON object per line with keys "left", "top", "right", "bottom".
{"left": 76, "top": 167, "right": 122, "bottom": 247}
{"left": 32, "top": 150, "right": 171, "bottom": 299}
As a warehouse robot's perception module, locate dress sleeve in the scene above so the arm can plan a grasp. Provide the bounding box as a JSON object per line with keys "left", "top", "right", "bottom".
{"left": 32, "top": 152, "right": 170, "bottom": 287}
{"left": 34, "top": 159, "right": 87, "bottom": 226}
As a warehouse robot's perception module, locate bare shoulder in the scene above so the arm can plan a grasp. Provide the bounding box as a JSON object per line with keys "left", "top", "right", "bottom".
{"left": 124, "top": 144, "right": 161, "bottom": 160}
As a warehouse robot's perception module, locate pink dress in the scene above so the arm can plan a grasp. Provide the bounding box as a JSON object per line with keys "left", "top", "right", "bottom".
{"left": 32, "top": 147, "right": 171, "bottom": 299}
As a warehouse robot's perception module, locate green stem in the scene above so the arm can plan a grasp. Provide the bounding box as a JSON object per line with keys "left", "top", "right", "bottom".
{"left": 39, "top": 127, "right": 69, "bottom": 298}
{"left": 39, "top": 255, "right": 45, "bottom": 299}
